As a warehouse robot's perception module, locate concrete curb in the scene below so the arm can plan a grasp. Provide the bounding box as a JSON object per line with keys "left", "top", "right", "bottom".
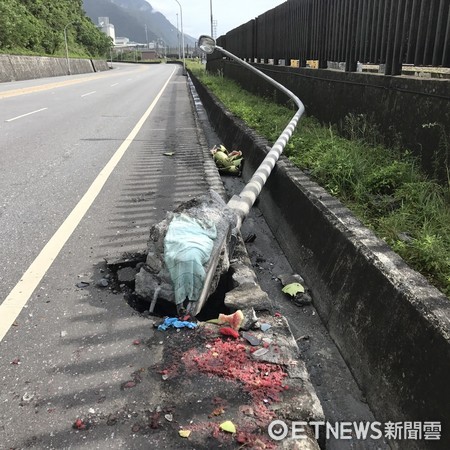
{"left": 190, "top": 71, "right": 450, "bottom": 449}
{"left": 186, "top": 75, "right": 325, "bottom": 448}
{"left": 0, "top": 54, "right": 109, "bottom": 82}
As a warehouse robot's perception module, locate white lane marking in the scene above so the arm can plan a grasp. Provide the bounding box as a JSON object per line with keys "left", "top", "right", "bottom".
{"left": 111, "top": 83, "right": 119, "bottom": 87}
{"left": 6, "top": 108, "right": 48, "bottom": 122}
{"left": 0, "top": 67, "right": 176, "bottom": 343}
{"left": 81, "top": 91, "right": 96, "bottom": 97}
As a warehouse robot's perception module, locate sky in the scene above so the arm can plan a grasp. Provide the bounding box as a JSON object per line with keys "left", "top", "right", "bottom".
{"left": 148, "top": 0, "right": 287, "bottom": 40}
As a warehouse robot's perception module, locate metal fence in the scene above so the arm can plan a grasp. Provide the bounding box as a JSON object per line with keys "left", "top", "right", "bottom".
{"left": 215, "top": 0, "right": 450, "bottom": 75}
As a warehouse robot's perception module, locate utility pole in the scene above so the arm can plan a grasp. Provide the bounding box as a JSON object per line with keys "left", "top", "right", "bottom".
{"left": 176, "top": 13, "right": 180, "bottom": 59}
{"left": 174, "top": 0, "right": 185, "bottom": 74}
{"left": 210, "top": 0, "right": 214, "bottom": 37}
{"left": 64, "top": 22, "right": 75, "bottom": 75}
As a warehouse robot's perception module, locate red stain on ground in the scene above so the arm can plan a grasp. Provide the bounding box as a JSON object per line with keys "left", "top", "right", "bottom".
{"left": 184, "top": 338, "right": 287, "bottom": 425}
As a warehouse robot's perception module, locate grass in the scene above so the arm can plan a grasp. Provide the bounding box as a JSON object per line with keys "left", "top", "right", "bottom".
{"left": 187, "top": 61, "right": 450, "bottom": 298}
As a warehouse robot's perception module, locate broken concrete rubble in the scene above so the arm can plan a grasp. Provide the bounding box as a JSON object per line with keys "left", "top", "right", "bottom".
{"left": 135, "top": 190, "right": 237, "bottom": 313}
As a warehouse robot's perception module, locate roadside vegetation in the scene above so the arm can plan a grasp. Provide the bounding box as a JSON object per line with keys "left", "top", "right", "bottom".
{"left": 188, "top": 61, "right": 450, "bottom": 298}
{"left": 0, "top": 0, "right": 111, "bottom": 58}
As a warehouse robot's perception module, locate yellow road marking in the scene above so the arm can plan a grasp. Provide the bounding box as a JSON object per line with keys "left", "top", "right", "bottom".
{"left": 0, "top": 66, "right": 176, "bottom": 343}
{"left": 0, "top": 65, "right": 147, "bottom": 99}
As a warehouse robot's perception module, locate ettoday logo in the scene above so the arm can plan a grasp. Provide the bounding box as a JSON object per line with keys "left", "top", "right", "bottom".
{"left": 267, "top": 420, "right": 442, "bottom": 442}
{"left": 268, "top": 420, "right": 290, "bottom": 441}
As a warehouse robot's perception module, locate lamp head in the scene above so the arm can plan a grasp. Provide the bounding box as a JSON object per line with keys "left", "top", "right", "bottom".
{"left": 198, "top": 35, "right": 216, "bottom": 54}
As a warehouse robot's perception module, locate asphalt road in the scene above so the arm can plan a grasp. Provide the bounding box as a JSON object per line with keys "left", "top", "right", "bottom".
{"left": 0, "top": 63, "right": 176, "bottom": 303}
{"left": 0, "top": 62, "right": 215, "bottom": 448}
{"left": 0, "top": 62, "right": 389, "bottom": 449}
{"left": 0, "top": 62, "right": 214, "bottom": 326}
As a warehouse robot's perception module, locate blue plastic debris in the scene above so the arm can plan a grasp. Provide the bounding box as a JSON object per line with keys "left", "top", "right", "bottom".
{"left": 157, "top": 317, "right": 198, "bottom": 331}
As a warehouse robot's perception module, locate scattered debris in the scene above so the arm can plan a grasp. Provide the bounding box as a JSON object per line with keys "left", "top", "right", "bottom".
{"left": 244, "top": 233, "right": 257, "bottom": 243}
{"left": 260, "top": 323, "right": 271, "bottom": 333}
{"left": 209, "top": 407, "right": 225, "bottom": 417}
{"left": 292, "top": 292, "right": 313, "bottom": 307}
{"left": 219, "top": 420, "right": 236, "bottom": 434}
{"left": 157, "top": 317, "right": 198, "bottom": 331}
{"left": 164, "top": 414, "right": 173, "bottom": 422}
{"left": 10, "top": 358, "right": 21, "bottom": 365}
{"left": 277, "top": 273, "right": 305, "bottom": 286}
{"left": 239, "top": 405, "right": 254, "bottom": 416}
{"left": 179, "top": 429, "right": 191, "bottom": 438}
{"left": 210, "top": 144, "right": 243, "bottom": 175}
{"left": 132, "top": 339, "right": 141, "bottom": 346}
{"left": 241, "top": 331, "right": 261, "bottom": 346}
{"left": 96, "top": 278, "right": 109, "bottom": 288}
{"left": 75, "top": 281, "right": 90, "bottom": 289}
{"left": 219, "top": 327, "right": 239, "bottom": 339}
{"left": 117, "top": 267, "right": 137, "bottom": 287}
{"left": 164, "top": 152, "right": 175, "bottom": 156}
{"left": 149, "top": 411, "right": 160, "bottom": 429}
{"left": 72, "top": 418, "right": 90, "bottom": 430}
{"left": 278, "top": 273, "right": 313, "bottom": 306}
{"left": 209, "top": 310, "right": 244, "bottom": 330}
{"left": 282, "top": 282, "right": 305, "bottom": 297}
{"left": 252, "top": 348, "right": 269, "bottom": 358}
{"left": 296, "top": 335, "right": 310, "bottom": 341}
{"left": 21, "top": 392, "right": 34, "bottom": 403}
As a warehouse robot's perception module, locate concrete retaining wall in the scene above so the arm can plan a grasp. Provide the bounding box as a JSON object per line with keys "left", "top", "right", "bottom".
{"left": 190, "top": 72, "right": 450, "bottom": 449}
{"left": 0, "top": 55, "right": 110, "bottom": 82}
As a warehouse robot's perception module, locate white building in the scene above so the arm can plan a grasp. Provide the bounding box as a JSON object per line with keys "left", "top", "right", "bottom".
{"left": 98, "top": 17, "right": 116, "bottom": 43}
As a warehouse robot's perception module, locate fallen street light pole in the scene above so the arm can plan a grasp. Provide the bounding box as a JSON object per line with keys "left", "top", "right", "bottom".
{"left": 197, "top": 35, "right": 305, "bottom": 232}
{"left": 135, "top": 35, "right": 305, "bottom": 317}
{"left": 191, "top": 35, "right": 306, "bottom": 315}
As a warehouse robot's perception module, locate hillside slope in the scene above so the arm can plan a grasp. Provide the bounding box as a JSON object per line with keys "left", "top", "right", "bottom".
{"left": 83, "top": 0, "right": 195, "bottom": 47}
{"left": 0, "top": 0, "right": 111, "bottom": 57}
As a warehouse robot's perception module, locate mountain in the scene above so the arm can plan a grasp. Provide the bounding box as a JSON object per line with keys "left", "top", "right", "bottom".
{"left": 82, "top": 0, "right": 195, "bottom": 48}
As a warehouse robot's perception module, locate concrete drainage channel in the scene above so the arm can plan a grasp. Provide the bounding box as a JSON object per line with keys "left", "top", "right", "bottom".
{"left": 189, "top": 70, "right": 450, "bottom": 449}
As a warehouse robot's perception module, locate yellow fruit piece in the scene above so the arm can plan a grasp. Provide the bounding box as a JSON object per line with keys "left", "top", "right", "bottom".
{"left": 179, "top": 429, "right": 191, "bottom": 438}
{"left": 220, "top": 420, "right": 237, "bottom": 433}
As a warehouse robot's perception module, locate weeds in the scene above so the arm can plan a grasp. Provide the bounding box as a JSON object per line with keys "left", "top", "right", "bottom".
{"left": 188, "top": 62, "right": 450, "bottom": 297}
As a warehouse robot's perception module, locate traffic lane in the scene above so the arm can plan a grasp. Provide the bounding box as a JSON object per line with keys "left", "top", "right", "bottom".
{"left": 0, "top": 62, "right": 138, "bottom": 98}
{"left": 0, "top": 70, "right": 212, "bottom": 448}
{"left": 0, "top": 64, "right": 177, "bottom": 301}
{"left": 0, "top": 63, "right": 148, "bottom": 128}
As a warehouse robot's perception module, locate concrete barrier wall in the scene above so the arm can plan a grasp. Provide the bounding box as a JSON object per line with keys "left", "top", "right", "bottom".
{"left": 0, "top": 55, "right": 110, "bottom": 82}
{"left": 91, "top": 59, "right": 110, "bottom": 72}
{"left": 190, "top": 72, "right": 450, "bottom": 449}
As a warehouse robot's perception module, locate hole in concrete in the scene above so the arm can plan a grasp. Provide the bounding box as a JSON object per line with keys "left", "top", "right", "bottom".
{"left": 107, "top": 252, "right": 233, "bottom": 320}
{"left": 196, "top": 271, "right": 231, "bottom": 322}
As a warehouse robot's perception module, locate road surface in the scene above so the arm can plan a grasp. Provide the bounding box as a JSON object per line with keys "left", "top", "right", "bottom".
{"left": 0, "top": 62, "right": 214, "bottom": 448}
